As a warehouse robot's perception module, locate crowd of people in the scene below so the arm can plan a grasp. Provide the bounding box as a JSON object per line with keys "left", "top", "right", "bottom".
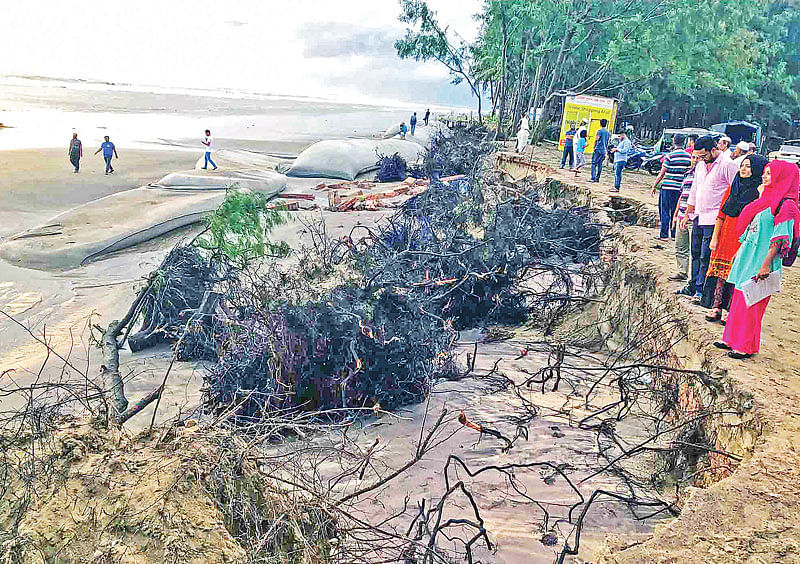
{"left": 558, "top": 118, "right": 614, "bottom": 185}
{"left": 648, "top": 133, "right": 800, "bottom": 360}
{"left": 555, "top": 121, "right": 800, "bottom": 359}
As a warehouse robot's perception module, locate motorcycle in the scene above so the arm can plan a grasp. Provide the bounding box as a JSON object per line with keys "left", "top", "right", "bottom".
{"left": 642, "top": 152, "right": 666, "bottom": 175}
{"left": 607, "top": 136, "right": 663, "bottom": 172}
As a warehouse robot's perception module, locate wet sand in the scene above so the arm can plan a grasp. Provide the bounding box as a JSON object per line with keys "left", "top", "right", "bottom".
{"left": 0, "top": 148, "right": 198, "bottom": 238}
{"left": 0, "top": 148, "right": 208, "bottom": 407}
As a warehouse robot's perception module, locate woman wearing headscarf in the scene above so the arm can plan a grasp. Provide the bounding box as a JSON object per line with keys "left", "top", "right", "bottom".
{"left": 714, "top": 160, "right": 800, "bottom": 359}
{"left": 702, "top": 155, "right": 768, "bottom": 321}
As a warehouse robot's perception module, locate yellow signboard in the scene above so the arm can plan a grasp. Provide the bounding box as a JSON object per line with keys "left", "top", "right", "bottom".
{"left": 558, "top": 95, "right": 619, "bottom": 155}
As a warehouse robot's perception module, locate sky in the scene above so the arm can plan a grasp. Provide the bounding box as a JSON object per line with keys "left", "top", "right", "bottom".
{"left": 0, "top": 0, "right": 483, "bottom": 108}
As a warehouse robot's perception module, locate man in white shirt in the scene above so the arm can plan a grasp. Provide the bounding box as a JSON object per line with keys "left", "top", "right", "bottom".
{"left": 202, "top": 129, "right": 218, "bottom": 171}
{"left": 731, "top": 141, "right": 750, "bottom": 166}
{"left": 716, "top": 135, "right": 732, "bottom": 160}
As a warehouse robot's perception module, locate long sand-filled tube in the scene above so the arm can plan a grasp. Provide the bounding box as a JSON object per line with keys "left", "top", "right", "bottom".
{"left": 287, "top": 138, "right": 424, "bottom": 181}
{"left": 151, "top": 170, "right": 288, "bottom": 192}
{"left": 0, "top": 180, "right": 285, "bottom": 270}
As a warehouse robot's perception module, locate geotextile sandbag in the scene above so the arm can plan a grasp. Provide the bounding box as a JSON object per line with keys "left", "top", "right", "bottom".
{"left": 287, "top": 139, "right": 424, "bottom": 181}
{"left": 151, "top": 170, "right": 288, "bottom": 193}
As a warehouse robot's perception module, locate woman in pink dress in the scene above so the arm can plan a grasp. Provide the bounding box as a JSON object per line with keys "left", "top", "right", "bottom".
{"left": 714, "top": 160, "right": 800, "bottom": 359}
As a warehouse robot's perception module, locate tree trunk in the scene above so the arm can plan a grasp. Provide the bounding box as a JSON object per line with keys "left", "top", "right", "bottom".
{"left": 544, "top": 25, "right": 575, "bottom": 103}
{"left": 530, "top": 59, "right": 544, "bottom": 118}
{"left": 496, "top": 9, "right": 509, "bottom": 137}
{"left": 511, "top": 42, "right": 529, "bottom": 139}
{"left": 101, "top": 321, "right": 129, "bottom": 418}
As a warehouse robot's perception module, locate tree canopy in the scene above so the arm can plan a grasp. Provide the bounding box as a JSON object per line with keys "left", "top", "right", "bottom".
{"left": 396, "top": 0, "right": 800, "bottom": 146}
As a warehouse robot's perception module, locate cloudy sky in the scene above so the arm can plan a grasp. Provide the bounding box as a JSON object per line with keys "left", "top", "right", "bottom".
{"left": 0, "top": 0, "right": 483, "bottom": 107}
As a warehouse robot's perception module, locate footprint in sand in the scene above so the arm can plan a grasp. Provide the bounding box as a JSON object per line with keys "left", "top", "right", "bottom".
{"left": 0, "top": 282, "right": 43, "bottom": 316}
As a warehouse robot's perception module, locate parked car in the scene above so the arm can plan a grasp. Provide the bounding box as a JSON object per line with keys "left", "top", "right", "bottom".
{"left": 652, "top": 127, "right": 714, "bottom": 153}
{"left": 710, "top": 121, "right": 761, "bottom": 149}
{"left": 768, "top": 139, "right": 800, "bottom": 165}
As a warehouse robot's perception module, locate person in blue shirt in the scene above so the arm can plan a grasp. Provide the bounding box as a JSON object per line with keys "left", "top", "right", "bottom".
{"left": 410, "top": 112, "right": 417, "bottom": 136}
{"left": 609, "top": 130, "right": 633, "bottom": 192}
{"left": 591, "top": 118, "right": 610, "bottom": 182}
{"left": 94, "top": 135, "right": 119, "bottom": 175}
{"left": 399, "top": 122, "right": 408, "bottom": 139}
{"left": 560, "top": 123, "right": 576, "bottom": 170}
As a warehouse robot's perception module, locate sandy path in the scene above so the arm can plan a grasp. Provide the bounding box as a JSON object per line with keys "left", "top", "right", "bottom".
{"left": 311, "top": 341, "right": 668, "bottom": 563}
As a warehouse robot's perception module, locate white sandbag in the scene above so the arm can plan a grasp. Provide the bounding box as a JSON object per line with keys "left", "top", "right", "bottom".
{"left": 287, "top": 138, "right": 424, "bottom": 181}
{"left": 152, "top": 170, "right": 288, "bottom": 193}
{"left": 0, "top": 179, "right": 286, "bottom": 270}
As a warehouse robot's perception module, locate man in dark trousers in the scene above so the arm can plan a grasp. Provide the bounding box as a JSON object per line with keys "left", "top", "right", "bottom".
{"left": 651, "top": 134, "right": 691, "bottom": 239}
{"left": 676, "top": 135, "right": 738, "bottom": 301}
{"left": 410, "top": 112, "right": 417, "bottom": 136}
{"left": 591, "top": 119, "right": 610, "bottom": 182}
{"left": 94, "top": 135, "right": 119, "bottom": 174}
{"left": 424, "top": 109, "right": 430, "bottom": 126}
{"left": 68, "top": 133, "right": 82, "bottom": 173}
{"left": 560, "top": 123, "right": 576, "bottom": 169}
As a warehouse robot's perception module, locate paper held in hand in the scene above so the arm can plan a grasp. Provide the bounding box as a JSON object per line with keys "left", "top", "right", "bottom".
{"left": 741, "top": 270, "right": 782, "bottom": 307}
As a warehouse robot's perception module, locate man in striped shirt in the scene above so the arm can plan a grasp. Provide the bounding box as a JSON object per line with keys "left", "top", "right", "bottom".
{"left": 651, "top": 134, "right": 691, "bottom": 239}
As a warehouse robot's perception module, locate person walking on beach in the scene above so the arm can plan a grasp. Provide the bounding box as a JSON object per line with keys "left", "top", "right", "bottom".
{"left": 560, "top": 123, "right": 576, "bottom": 170}
{"left": 651, "top": 134, "right": 691, "bottom": 240}
{"left": 676, "top": 135, "right": 739, "bottom": 301}
{"left": 68, "top": 133, "right": 82, "bottom": 173}
{"left": 399, "top": 122, "right": 408, "bottom": 140}
{"left": 424, "top": 109, "right": 430, "bottom": 126}
{"left": 410, "top": 112, "right": 417, "bottom": 136}
{"left": 702, "top": 154, "right": 768, "bottom": 321}
{"left": 202, "top": 129, "right": 218, "bottom": 170}
{"left": 94, "top": 135, "right": 118, "bottom": 174}
{"left": 590, "top": 119, "right": 610, "bottom": 182}
{"left": 574, "top": 130, "right": 587, "bottom": 177}
{"left": 609, "top": 130, "right": 632, "bottom": 193}
{"left": 714, "top": 160, "right": 800, "bottom": 359}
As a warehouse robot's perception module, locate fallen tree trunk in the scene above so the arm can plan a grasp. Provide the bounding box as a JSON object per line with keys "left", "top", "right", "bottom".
{"left": 100, "top": 320, "right": 129, "bottom": 416}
